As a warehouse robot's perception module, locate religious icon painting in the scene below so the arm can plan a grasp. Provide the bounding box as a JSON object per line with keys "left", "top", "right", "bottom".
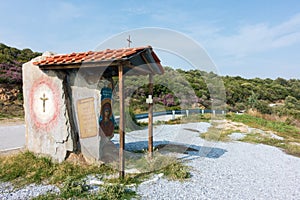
{"left": 99, "top": 83, "right": 115, "bottom": 139}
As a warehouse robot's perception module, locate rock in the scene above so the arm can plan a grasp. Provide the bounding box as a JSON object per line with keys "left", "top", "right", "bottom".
{"left": 125, "top": 168, "right": 141, "bottom": 174}
{"left": 66, "top": 153, "right": 88, "bottom": 165}
{"left": 229, "top": 132, "right": 246, "bottom": 140}
{"left": 2, "top": 106, "right": 8, "bottom": 111}
{"left": 42, "top": 51, "right": 57, "bottom": 57}
{"left": 13, "top": 99, "right": 23, "bottom": 106}
{"left": 248, "top": 128, "right": 265, "bottom": 134}
{"left": 269, "top": 132, "right": 284, "bottom": 140}
{"left": 289, "top": 142, "right": 300, "bottom": 146}
{"left": 0, "top": 84, "right": 22, "bottom": 104}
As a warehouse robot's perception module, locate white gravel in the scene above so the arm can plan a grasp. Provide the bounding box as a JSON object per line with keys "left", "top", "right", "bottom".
{"left": 113, "top": 122, "right": 300, "bottom": 200}
{"left": 0, "top": 182, "right": 59, "bottom": 200}
{"left": 1, "top": 122, "right": 300, "bottom": 199}
{"left": 228, "top": 132, "right": 246, "bottom": 140}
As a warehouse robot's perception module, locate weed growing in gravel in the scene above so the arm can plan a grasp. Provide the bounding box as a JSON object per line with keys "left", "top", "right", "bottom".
{"left": 161, "top": 160, "right": 191, "bottom": 180}
{"left": 59, "top": 177, "right": 90, "bottom": 199}
{"left": 98, "top": 184, "right": 137, "bottom": 200}
{"left": 125, "top": 152, "right": 190, "bottom": 181}
{"left": 49, "top": 160, "right": 114, "bottom": 185}
{"left": 285, "top": 143, "right": 300, "bottom": 157}
{"left": 33, "top": 181, "right": 138, "bottom": 200}
{"left": 200, "top": 126, "right": 237, "bottom": 141}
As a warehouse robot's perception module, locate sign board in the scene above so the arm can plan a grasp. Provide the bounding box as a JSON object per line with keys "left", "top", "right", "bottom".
{"left": 77, "top": 97, "right": 98, "bottom": 138}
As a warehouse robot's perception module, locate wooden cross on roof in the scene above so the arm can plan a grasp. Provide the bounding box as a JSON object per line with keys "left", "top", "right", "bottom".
{"left": 127, "top": 35, "right": 132, "bottom": 47}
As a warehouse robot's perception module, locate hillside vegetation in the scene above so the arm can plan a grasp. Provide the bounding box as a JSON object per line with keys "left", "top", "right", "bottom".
{"left": 0, "top": 43, "right": 41, "bottom": 118}
{"left": 0, "top": 43, "right": 41, "bottom": 83}
{"left": 125, "top": 67, "right": 300, "bottom": 126}
{"left": 1, "top": 43, "right": 300, "bottom": 127}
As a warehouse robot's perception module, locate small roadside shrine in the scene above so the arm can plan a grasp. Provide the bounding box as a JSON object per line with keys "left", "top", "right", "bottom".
{"left": 22, "top": 46, "right": 164, "bottom": 177}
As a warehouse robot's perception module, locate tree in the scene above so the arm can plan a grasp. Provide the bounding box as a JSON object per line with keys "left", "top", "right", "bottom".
{"left": 248, "top": 92, "right": 258, "bottom": 109}
{"left": 284, "top": 96, "right": 300, "bottom": 110}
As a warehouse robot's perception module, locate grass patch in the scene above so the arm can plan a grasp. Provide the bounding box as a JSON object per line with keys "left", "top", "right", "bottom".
{"left": 34, "top": 180, "right": 138, "bottom": 200}
{"left": 285, "top": 143, "right": 300, "bottom": 157}
{"left": 124, "top": 152, "right": 190, "bottom": 181}
{"left": 240, "top": 134, "right": 300, "bottom": 157}
{"left": 0, "top": 151, "right": 114, "bottom": 187}
{"left": 0, "top": 151, "right": 55, "bottom": 186}
{"left": 49, "top": 160, "right": 114, "bottom": 185}
{"left": 1, "top": 151, "right": 190, "bottom": 199}
{"left": 227, "top": 113, "right": 300, "bottom": 140}
{"left": 0, "top": 113, "right": 23, "bottom": 120}
{"left": 0, "top": 151, "right": 137, "bottom": 199}
{"left": 160, "top": 160, "right": 191, "bottom": 180}
{"left": 240, "top": 133, "right": 287, "bottom": 148}
{"left": 97, "top": 184, "right": 137, "bottom": 200}
{"left": 225, "top": 113, "right": 300, "bottom": 157}
{"left": 200, "top": 126, "right": 237, "bottom": 142}
{"left": 0, "top": 113, "right": 11, "bottom": 119}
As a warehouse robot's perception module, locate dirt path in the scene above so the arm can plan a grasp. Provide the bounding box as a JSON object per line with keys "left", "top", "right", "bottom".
{"left": 0, "top": 118, "right": 25, "bottom": 126}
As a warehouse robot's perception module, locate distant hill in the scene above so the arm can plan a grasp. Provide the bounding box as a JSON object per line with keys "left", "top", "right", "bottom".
{"left": 0, "top": 43, "right": 41, "bottom": 84}
{"left": 0, "top": 43, "right": 299, "bottom": 123}
{"left": 126, "top": 67, "right": 300, "bottom": 122}
{"left": 0, "top": 43, "right": 41, "bottom": 64}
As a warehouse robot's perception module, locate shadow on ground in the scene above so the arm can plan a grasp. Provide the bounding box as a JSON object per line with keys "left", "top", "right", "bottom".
{"left": 113, "top": 140, "right": 227, "bottom": 159}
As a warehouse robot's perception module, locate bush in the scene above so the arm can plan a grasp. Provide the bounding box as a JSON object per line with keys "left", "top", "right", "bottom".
{"left": 0, "top": 63, "right": 22, "bottom": 84}
{"left": 254, "top": 100, "right": 272, "bottom": 114}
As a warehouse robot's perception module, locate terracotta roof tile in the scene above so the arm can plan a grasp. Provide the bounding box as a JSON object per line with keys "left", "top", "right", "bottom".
{"left": 33, "top": 46, "right": 150, "bottom": 66}
{"left": 32, "top": 46, "right": 164, "bottom": 75}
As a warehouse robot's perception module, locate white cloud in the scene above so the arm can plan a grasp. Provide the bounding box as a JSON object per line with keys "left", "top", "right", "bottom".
{"left": 47, "top": 2, "right": 82, "bottom": 23}
{"left": 207, "top": 13, "right": 300, "bottom": 57}
{"left": 95, "top": 28, "right": 217, "bottom": 73}
{"left": 121, "top": 6, "right": 150, "bottom": 16}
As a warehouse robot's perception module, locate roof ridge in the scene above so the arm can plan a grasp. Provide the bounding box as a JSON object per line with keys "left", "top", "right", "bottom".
{"left": 33, "top": 46, "right": 153, "bottom": 66}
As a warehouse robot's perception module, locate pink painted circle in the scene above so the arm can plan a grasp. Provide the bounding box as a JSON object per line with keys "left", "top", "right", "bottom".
{"left": 29, "top": 77, "right": 60, "bottom": 130}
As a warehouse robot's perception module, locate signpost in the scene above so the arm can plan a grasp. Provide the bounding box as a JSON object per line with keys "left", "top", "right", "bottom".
{"left": 147, "top": 74, "right": 154, "bottom": 158}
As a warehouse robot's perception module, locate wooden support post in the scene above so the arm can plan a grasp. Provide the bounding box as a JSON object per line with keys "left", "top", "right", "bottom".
{"left": 148, "top": 74, "right": 154, "bottom": 158}
{"left": 119, "top": 64, "right": 125, "bottom": 178}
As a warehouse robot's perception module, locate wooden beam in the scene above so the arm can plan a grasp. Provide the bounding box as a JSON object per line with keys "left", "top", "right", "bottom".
{"left": 38, "top": 60, "right": 121, "bottom": 70}
{"left": 118, "top": 64, "right": 125, "bottom": 178}
{"left": 125, "top": 63, "right": 152, "bottom": 75}
{"left": 148, "top": 74, "right": 154, "bottom": 158}
{"left": 141, "top": 52, "right": 155, "bottom": 74}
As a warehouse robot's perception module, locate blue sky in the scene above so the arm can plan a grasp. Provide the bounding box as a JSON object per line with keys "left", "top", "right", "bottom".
{"left": 1, "top": 0, "right": 300, "bottom": 79}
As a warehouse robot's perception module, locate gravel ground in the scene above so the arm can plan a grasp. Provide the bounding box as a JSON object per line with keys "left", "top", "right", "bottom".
{"left": 1, "top": 122, "right": 300, "bottom": 199}
{"left": 0, "top": 182, "right": 59, "bottom": 200}
{"left": 113, "top": 122, "right": 300, "bottom": 200}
